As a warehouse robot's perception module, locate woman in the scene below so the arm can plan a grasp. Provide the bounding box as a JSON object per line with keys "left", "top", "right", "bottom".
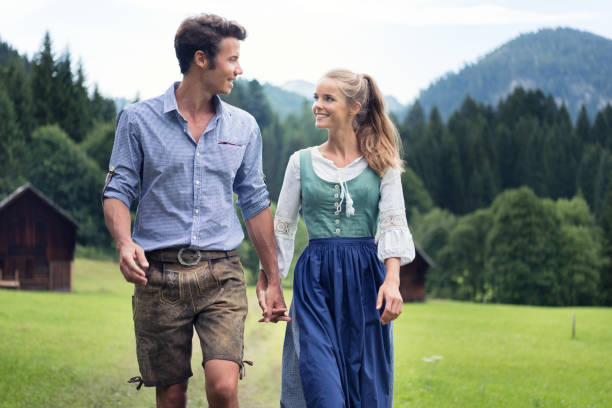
{"left": 266, "top": 69, "right": 415, "bottom": 407}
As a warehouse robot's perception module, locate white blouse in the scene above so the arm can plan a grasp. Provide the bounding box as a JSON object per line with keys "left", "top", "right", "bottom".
{"left": 273, "top": 147, "right": 415, "bottom": 278}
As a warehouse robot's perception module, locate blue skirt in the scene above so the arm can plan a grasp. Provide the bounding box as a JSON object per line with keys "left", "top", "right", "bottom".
{"left": 281, "top": 237, "right": 393, "bottom": 408}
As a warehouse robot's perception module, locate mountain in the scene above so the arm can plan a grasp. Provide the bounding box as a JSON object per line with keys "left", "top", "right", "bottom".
{"left": 262, "top": 80, "right": 407, "bottom": 119}
{"left": 384, "top": 95, "right": 405, "bottom": 118}
{"left": 262, "top": 83, "right": 309, "bottom": 118}
{"left": 417, "top": 28, "right": 612, "bottom": 120}
{"left": 281, "top": 80, "right": 314, "bottom": 99}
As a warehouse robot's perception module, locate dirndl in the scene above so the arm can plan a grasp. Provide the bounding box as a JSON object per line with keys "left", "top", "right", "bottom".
{"left": 280, "top": 237, "right": 393, "bottom": 408}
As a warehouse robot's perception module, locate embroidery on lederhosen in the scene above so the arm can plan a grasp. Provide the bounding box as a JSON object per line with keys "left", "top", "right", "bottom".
{"left": 101, "top": 166, "right": 115, "bottom": 198}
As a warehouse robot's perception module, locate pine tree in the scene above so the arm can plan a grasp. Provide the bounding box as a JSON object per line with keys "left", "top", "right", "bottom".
{"left": 91, "top": 85, "right": 116, "bottom": 122}
{"left": 53, "top": 51, "right": 73, "bottom": 137}
{"left": 575, "top": 105, "right": 591, "bottom": 144}
{"left": 31, "top": 32, "right": 56, "bottom": 126}
{"left": 2, "top": 56, "right": 35, "bottom": 137}
{"left": 400, "top": 100, "right": 425, "bottom": 146}
{"left": 591, "top": 105, "right": 612, "bottom": 149}
{"left": 66, "top": 61, "right": 91, "bottom": 142}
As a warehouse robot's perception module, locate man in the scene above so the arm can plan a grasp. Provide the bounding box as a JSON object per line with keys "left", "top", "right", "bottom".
{"left": 103, "top": 14, "right": 288, "bottom": 408}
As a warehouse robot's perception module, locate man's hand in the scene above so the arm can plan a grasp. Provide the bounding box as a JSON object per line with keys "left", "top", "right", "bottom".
{"left": 118, "top": 240, "right": 149, "bottom": 285}
{"left": 103, "top": 198, "right": 147, "bottom": 285}
{"left": 376, "top": 279, "right": 403, "bottom": 325}
{"left": 256, "top": 270, "right": 291, "bottom": 323}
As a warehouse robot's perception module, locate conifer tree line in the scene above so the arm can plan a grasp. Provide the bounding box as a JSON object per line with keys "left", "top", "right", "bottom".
{"left": 1, "top": 33, "right": 611, "bottom": 305}
{"left": 399, "top": 91, "right": 612, "bottom": 306}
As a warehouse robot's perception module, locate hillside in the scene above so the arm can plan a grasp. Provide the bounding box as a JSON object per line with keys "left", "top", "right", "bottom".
{"left": 262, "top": 82, "right": 309, "bottom": 118}
{"left": 417, "top": 27, "right": 612, "bottom": 120}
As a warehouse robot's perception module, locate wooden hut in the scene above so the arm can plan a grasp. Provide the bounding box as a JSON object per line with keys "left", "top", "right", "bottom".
{"left": 399, "top": 245, "right": 435, "bottom": 302}
{"left": 0, "top": 184, "right": 78, "bottom": 291}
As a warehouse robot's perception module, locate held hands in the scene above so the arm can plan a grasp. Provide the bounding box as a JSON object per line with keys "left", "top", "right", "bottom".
{"left": 376, "top": 278, "right": 403, "bottom": 325}
{"left": 256, "top": 270, "right": 291, "bottom": 323}
{"left": 117, "top": 240, "right": 149, "bottom": 285}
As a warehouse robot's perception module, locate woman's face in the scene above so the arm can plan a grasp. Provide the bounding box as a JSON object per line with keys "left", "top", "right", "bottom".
{"left": 312, "top": 77, "right": 353, "bottom": 130}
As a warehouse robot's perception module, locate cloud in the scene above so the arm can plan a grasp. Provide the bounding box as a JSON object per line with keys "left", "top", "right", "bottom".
{"left": 106, "top": 0, "right": 596, "bottom": 29}
{"left": 0, "top": 0, "right": 50, "bottom": 22}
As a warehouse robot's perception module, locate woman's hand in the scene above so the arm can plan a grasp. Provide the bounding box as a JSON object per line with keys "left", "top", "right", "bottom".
{"left": 376, "top": 279, "right": 403, "bottom": 324}
{"left": 377, "top": 257, "right": 403, "bottom": 324}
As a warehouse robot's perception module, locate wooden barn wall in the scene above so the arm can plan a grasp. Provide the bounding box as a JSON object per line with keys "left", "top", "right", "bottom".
{"left": 50, "top": 261, "right": 72, "bottom": 291}
{"left": 0, "top": 191, "right": 76, "bottom": 261}
{"left": 0, "top": 190, "right": 76, "bottom": 291}
{"left": 400, "top": 261, "right": 427, "bottom": 302}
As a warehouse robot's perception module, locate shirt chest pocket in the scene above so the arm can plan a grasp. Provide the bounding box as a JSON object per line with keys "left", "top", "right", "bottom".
{"left": 216, "top": 141, "right": 247, "bottom": 174}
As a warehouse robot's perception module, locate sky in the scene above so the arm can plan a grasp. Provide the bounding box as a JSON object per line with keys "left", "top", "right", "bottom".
{"left": 1, "top": 0, "right": 612, "bottom": 104}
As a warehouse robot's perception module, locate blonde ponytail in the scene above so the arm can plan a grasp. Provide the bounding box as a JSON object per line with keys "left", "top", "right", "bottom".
{"left": 324, "top": 69, "right": 402, "bottom": 176}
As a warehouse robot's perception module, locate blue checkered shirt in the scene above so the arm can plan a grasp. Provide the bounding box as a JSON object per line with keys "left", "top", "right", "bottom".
{"left": 103, "top": 82, "right": 270, "bottom": 251}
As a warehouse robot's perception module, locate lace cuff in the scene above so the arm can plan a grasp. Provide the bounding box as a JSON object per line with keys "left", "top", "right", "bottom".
{"left": 377, "top": 209, "right": 408, "bottom": 236}
{"left": 275, "top": 216, "right": 298, "bottom": 239}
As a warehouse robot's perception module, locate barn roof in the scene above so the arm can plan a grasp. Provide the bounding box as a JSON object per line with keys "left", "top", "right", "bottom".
{"left": 0, "top": 183, "right": 79, "bottom": 228}
{"left": 415, "top": 244, "right": 436, "bottom": 268}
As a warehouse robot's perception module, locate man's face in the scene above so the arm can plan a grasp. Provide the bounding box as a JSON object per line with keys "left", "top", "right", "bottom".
{"left": 203, "top": 37, "right": 243, "bottom": 95}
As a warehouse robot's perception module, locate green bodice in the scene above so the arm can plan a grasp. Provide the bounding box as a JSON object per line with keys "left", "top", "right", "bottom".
{"left": 300, "top": 148, "right": 381, "bottom": 239}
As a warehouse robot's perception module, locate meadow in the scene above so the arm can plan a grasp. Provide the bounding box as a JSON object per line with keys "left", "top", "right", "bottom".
{"left": 0, "top": 258, "right": 611, "bottom": 407}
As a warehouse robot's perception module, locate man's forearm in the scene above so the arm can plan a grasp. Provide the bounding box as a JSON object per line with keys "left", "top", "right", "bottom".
{"left": 245, "top": 207, "right": 280, "bottom": 285}
{"left": 103, "top": 198, "right": 134, "bottom": 250}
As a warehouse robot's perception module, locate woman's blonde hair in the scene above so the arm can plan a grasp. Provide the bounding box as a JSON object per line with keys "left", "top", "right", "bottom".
{"left": 324, "top": 69, "right": 402, "bottom": 176}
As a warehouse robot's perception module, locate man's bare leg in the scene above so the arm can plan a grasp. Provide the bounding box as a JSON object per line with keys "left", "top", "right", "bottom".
{"left": 156, "top": 380, "right": 188, "bottom": 408}
{"left": 204, "top": 359, "right": 240, "bottom": 408}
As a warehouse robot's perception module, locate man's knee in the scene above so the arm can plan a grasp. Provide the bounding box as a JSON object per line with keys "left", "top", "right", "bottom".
{"left": 206, "top": 376, "right": 238, "bottom": 401}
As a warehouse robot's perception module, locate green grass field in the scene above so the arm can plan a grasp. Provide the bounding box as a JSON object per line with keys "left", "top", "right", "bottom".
{"left": 1, "top": 259, "right": 611, "bottom": 407}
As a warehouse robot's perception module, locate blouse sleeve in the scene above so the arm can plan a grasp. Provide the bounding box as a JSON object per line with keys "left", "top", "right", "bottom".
{"left": 376, "top": 167, "right": 415, "bottom": 265}
{"left": 273, "top": 151, "right": 302, "bottom": 278}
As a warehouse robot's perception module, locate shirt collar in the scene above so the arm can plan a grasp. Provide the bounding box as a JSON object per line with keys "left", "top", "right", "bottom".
{"left": 162, "top": 82, "right": 229, "bottom": 121}
{"left": 162, "top": 82, "right": 180, "bottom": 114}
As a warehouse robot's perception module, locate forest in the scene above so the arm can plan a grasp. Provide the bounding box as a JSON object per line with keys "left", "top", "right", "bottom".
{"left": 1, "top": 33, "right": 611, "bottom": 306}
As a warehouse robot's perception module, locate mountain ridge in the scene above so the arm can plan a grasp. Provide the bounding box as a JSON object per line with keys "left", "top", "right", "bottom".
{"left": 416, "top": 27, "right": 612, "bottom": 120}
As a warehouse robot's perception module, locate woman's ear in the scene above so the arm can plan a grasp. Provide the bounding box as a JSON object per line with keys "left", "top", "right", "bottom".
{"left": 350, "top": 101, "right": 362, "bottom": 117}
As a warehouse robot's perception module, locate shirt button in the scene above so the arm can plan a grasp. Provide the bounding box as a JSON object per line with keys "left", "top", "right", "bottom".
{"left": 196, "top": 152, "right": 200, "bottom": 157}
{"left": 335, "top": 210, "right": 340, "bottom": 215}
{"left": 335, "top": 228, "right": 340, "bottom": 234}
{"left": 195, "top": 209, "right": 199, "bottom": 214}
{"left": 335, "top": 219, "right": 340, "bottom": 224}
{"left": 183, "top": 128, "right": 187, "bottom": 133}
{"left": 193, "top": 236, "right": 197, "bottom": 240}
{"left": 195, "top": 180, "right": 200, "bottom": 185}
{"left": 334, "top": 193, "right": 339, "bottom": 198}
{"left": 334, "top": 202, "right": 339, "bottom": 206}
{"left": 334, "top": 185, "right": 339, "bottom": 190}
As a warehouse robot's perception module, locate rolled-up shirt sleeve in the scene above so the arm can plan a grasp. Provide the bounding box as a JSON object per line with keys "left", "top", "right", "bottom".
{"left": 102, "top": 108, "right": 142, "bottom": 209}
{"left": 234, "top": 122, "right": 270, "bottom": 220}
